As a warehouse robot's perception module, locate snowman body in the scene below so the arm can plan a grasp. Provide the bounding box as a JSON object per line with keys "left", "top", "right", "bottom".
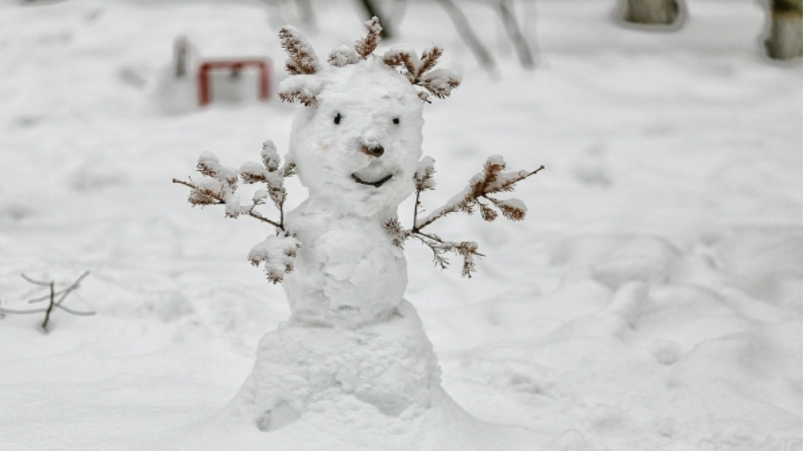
{"left": 282, "top": 59, "right": 424, "bottom": 328}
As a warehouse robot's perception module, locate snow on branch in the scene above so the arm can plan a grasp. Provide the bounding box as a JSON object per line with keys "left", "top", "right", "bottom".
{"left": 0, "top": 271, "right": 93, "bottom": 332}
{"left": 279, "top": 25, "right": 321, "bottom": 75}
{"left": 355, "top": 16, "right": 383, "bottom": 59}
{"left": 278, "top": 75, "right": 323, "bottom": 106}
{"left": 172, "top": 141, "right": 295, "bottom": 230}
{"left": 328, "top": 44, "right": 360, "bottom": 67}
{"left": 387, "top": 155, "right": 544, "bottom": 277}
{"left": 278, "top": 17, "right": 459, "bottom": 104}
{"left": 173, "top": 142, "right": 300, "bottom": 283}
{"left": 382, "top": 46, "right": 461, "bottom": 102}
{"left": 248, "top": 231, "right": 300, "bottom": 284}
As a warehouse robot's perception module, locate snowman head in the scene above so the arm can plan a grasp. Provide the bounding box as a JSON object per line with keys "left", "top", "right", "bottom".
{"left": 278, "top": 19, "right": 460, "bottom": 217}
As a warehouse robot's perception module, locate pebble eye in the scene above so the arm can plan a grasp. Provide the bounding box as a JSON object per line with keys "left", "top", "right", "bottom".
{"left": 392, "top": 117, "right": 400, "bottom": 125}
{"left": 334, "top": 113, "right": 342, "bottom": 125}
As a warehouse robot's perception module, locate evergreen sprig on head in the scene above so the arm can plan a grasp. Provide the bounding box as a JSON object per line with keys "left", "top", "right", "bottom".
{"left": 382, "top": 46, "right": 462, "bottom": 102}
{"left": 278, "top": 17, "right": 461, "bottom": 106}
{"left": 279, "top": 25, "right": 320, "bottom": 75}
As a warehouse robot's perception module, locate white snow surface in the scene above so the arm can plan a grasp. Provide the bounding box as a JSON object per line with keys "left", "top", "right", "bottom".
{"left": 0, "top": 1, "right": 801, "bottom": 450}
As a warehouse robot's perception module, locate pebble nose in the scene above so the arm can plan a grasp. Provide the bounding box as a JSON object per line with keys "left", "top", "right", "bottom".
{"left": 362, "top": 145, "right": 384, "bottom": 157}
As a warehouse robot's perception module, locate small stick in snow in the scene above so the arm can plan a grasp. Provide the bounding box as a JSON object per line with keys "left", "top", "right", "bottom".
{"left": 0, "top": 271, "right": 94, "bottom": 332}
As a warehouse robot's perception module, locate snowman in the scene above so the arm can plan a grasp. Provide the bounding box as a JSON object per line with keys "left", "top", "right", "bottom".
{"left": 228, "top": 18, "right": 462, "bottom": 431}
{"left": 175, "top": 18, "right": 539, "bottom": 439}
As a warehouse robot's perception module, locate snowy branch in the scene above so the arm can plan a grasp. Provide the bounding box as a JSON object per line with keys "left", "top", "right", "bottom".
{"left": 355, "top": 16, "right": 382, "bottom": 59}
{"left": 386, "top": 155, "right": 543, "bottom": 277}
{"left": 0, "top": 271, "right": 93, "bottom": 332}
{"left": 279, "top": 25, "right": 321, "bottom": 75}
{"left": 248, "top": 231, "right": 301, "bottom": 284}
{"left": 414, "top": 156, "right": 544, "bottom": 230}
{"left": 173, "top": 143, "right": 300, "bottom": 284}
{"left": 172, "top": 142, "right": 295, "bottom": 231}
{"left": 383, "top": 46, "right": 462, "bottom": 102}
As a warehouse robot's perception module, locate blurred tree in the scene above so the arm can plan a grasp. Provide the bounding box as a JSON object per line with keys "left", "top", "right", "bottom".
{"left": 263, "top": 0, "right": 537, "bottom": 71}
{"left": 433, "top": 0, "right": 496, "bottom": 71}
{"left": 173, "top": 36, "right": 191, "bottom": 78}
{"left": 764, "top": 0, "right": 802, "bottom": 60}
{"left": 493, "top": 0, "right": 535, "bottom": 69}
{"left": 620, "top": 0, "right": 683, "bottom": 26}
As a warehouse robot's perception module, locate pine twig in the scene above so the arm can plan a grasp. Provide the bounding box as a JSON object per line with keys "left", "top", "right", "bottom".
{"left": 174, "top": 147, "right": 298, "bottom": 284}
{"left": 355, "top": 16, "right": 383, "bottom": 58}
{"left": 172, "top": 178, "right": 283, "bottom": 229}
{"left": 415, "top": 161, "right": 544, "bottom": 231}
{"left": 385, "top": 155, "right": 543, "bottom": 278}
{"left": 279, "top": 25, "right": 320, "bottom": 75}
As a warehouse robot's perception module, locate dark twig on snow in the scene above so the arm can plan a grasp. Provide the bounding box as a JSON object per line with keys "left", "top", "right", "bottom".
{"left": 0, "top": 271, "right": 93, "bottom": 332}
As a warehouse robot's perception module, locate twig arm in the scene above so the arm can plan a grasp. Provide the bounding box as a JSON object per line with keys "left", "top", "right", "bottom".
{"left": 172, "top": 178, "right": 282, "bottom": 228}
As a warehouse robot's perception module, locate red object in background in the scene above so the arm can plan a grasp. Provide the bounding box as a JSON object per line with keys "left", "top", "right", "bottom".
{"left": 198, "top": 59, "right": 271, "bottom": 106}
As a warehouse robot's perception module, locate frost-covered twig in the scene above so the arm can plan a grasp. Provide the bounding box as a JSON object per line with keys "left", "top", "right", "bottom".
{"left": 173, "top": 143, "right": 300, "bottom": 283}
{"left": 248, "top": 231, "right": 301, "bottom": 284}
{"left": 386, "top": 155, "right": 543, "bottom": 277}
{"left": 0, "top": 271, "right": 93, "bottom": 332}
{"left": 355, "top": 16, "right": 382, "bottom": 59}
{"left": 279, "top": 25, "right": 320, "bottom": 75}
{"left": 172, "top": 142, "right": 295, "bottom": 231}
{"left": 383, "top": 46, "right": 462, "bottom": 103}
{"left": 414, "top": 156, "right": 544, "bottom": 230}
{"left": 279, "top": 17, "right": 461, "bottom": 105}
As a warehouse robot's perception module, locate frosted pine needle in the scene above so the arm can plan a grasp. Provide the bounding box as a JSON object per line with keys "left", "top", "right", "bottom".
{"left": 279, "top": 25, "right": 320, "bottom": 75}
{"left": 355, "top": 17, "right": 382, "bottom": 59}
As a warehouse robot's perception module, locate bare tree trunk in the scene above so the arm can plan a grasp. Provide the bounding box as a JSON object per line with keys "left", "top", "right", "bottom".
{"left": 765, "top": 0, "right": 803, "bottom": 60}
{"left": 494, "top": 0, "right": 535, "bottom": 69}
{"left": 434, "top": 0, "right": 496, "bottom": 72}
{"left": 622, "top": 0, "right": 681, "bottom": 25}
{"left": 173, "top": 36, "right": 190, "bottom": 78}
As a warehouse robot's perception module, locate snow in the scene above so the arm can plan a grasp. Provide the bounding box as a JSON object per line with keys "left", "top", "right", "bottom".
{"left": 0, "top": 1, "right": 801, "bottom": 450}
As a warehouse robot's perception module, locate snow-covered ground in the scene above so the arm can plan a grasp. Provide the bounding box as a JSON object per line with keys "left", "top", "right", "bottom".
{"left": 0, "top": 0, "right": 800, "bottom": 450}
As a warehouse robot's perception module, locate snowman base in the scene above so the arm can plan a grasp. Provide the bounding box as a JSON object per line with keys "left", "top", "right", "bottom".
{"left": 229, "top": 300, "right": 441, "bottom": 431}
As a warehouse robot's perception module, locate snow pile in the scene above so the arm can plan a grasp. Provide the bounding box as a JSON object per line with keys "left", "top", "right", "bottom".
{"left": 230, "top": 301, "right": 441, "bottom": 431}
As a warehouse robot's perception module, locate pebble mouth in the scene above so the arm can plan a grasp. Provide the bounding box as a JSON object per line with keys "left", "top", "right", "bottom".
{"left": 351, "top": 173, "right": 393, "bottom": 188}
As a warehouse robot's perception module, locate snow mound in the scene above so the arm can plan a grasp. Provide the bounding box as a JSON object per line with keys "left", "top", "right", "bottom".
{"left": 168, "top": 301, "right": 539, "bottom": 451}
